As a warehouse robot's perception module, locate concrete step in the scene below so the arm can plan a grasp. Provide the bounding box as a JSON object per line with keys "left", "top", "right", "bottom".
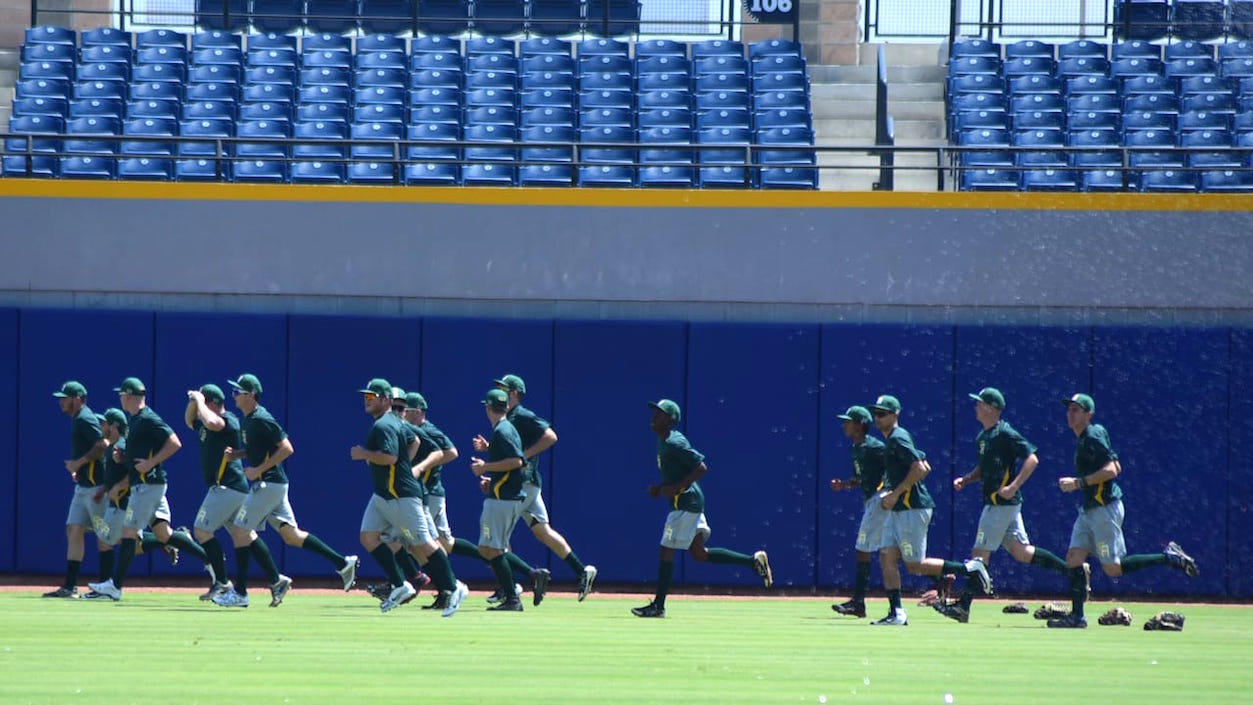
{"left": 857, "top": 42, "right": 946, "bottom": 67}
{"left": 0, "top": 50, "right": 18, "bottom": 71}
{"left": 811, "top": 81, "right": 943, "bottom": 102}
{"left": 810, "top": 64, "right": 947, "bottom": 84}
{"left": 815, "top": 117, "right": 944, "bottom": 141}
{"left": 814, "top": 98, "right": 945, "bottom": 121}
{"left": 820, "top": 166, "right": 941, "bottom": 191}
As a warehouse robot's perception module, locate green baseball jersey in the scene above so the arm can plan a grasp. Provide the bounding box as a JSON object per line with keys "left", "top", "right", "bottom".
{"left": 974, "top": 420, "right": 1038, "bottom": 506}
{"left": 241, "top": 405, "right": 289, "bottom": 484}
{"left": 657, "top": 430, "right": 705, "bottom": 513}
{"left": 124, "top": 406, "right": 174, "bottom": 486}
{"left": 367, "top": 412, "right": 424, "bottom": 499}
{"left": 485, "top": 418, "right": 527, "bottom": 501}
{"left": 71, "top": 405, "right": 103, "bottom": 488}
{"left": 103, "top": 437, "right": 131, "bottom": 509}
{"left": 507, "top": 404, "right": 550, "bottom": 487}
{"left": 851, "top": 435, "right": 888, "bottom": 503}
{"left": 1074, "top": 423, "right": 1123, "bottom": 509}
{"left": 418, "top": 420, "right": 452, "bottom": 497}
{"left": 194, "top": 412, "right": 249, "bottom": 493}
{"left": 882, "top": 426, "right": 935, "bottom": 511}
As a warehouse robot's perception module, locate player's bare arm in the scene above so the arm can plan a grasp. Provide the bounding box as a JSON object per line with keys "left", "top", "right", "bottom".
{"left": 351, "top": 445, "right": 397, "bottom": 466}
{"left": 1059, "top": 459, "right": 1117, "bottom": 493}
{"left": 471, "top": 434, "right": 489, "bottom": 452}
{"left": 470, "top": 456, "right": 524, "bottom": 476}
{"left": 65, "top": 437, "right": 108, "bottom": 476}
{"left": 881, "top": 459, "right": 928, "bottom": 508}
{"left": 135, "top": 434, "right": 181, "bottom": 475}
{"left": 660, "top": 461, "right": 707, "bottom": 499}
{"left": 830, "top": 477, "right": 861, "bottom": 492}
{"left": 185, "top": 390, "right": 226, "bottom": 431}
{"left": 998, "top": 453, "right": 1039, "bottom": 499}
{"left": 442, "top": 444, "right": 459, "bottom": 463}
{"left": 412, "top": 448, "right": 447, "bottom": 477}
{"left": 954, "top": 466, "right": 981, "bottom": 491}
{"left": 525, "top": 428, "right": 558, "bottom": 459}
{"left": 243, "top": 437, "right": 293, "bottom": 480}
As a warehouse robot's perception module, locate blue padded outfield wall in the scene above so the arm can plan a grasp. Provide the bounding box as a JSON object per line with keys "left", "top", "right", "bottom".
{"left": 2, "top": 183, "right": 1252, "bottom": 599}
{"left": 1, "top": 308, "right": 1247, "bottom": 598}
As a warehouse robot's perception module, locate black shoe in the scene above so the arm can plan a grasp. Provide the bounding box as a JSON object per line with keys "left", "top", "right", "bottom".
{"left": 532, "top": 568, "right": 550, "bottom": 606}
{"left": 831, "top": 600, "right": 866, "bottom": 618}
{"left": 631, "top": 601, "right": 666, "bottom": 618}
{"left": 487, "top": 598, "right": 524, "bottom": 612}
{"left": 934, "top": 601, "right": 970, "bottom": 624}
{"left": 42, "top": 586, "right": 78, "bottom": 599}
{"left": 1047, "top": 614, "right": 1088, "bottom": 629}
{"left": 365, "top": 583, "right": 391, "bottom": 602}
{"left": 421, "top": 592, "right": 449, "bottom": 610}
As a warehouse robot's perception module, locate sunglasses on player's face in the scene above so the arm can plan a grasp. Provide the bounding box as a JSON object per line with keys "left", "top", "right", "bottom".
{"left": 873, "top": 410, "right": 892, "bottom": 418}
{"left": 363, "top": 392, "right": 379, "bottom": 400}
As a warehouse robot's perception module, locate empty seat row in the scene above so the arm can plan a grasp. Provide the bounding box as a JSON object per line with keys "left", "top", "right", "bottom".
{"left": 951, "top": 37, "right": 1253, "bottom": 62}
{"left": 961, "top": 167, "right": 1253, "bottom": 192}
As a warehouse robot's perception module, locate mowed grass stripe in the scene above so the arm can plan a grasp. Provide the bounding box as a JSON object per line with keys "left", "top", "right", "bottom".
{"left": 1, "top": 592, "right": 1245, "bottom": 705}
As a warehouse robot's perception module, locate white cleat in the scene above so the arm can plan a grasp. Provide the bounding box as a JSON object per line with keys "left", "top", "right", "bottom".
{"left": 871, "top": 608, "right": 908, "bottom": 626}
{"left": 212, "top": 587, "right": 250, "bottom": 608}
{"left": 86, "top": 578, "right": 121, "bottom": 601}
{"left": 338, "top": 555, "right": 359, "bottom": 591}
{"left": 442, "top": 580, "right": 469, "bottom": 617}
{"left": 380, "top": 582, "right": 416, "bottom": 613}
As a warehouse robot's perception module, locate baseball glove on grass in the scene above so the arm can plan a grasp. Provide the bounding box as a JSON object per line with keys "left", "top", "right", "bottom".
{"left": 1033, "top": 602, "right": 1070, "bottom": 620}
{"left": 1144, "top": 611, "right": 1185, "bottom": 631}
{"left": 1002, "top": 602, "right": 1029, "bottom": 614}
{"left": 1098, "top": 607, "right": 1133, "bottom": 626}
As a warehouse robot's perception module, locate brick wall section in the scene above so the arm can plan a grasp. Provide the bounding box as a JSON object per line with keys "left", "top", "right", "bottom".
{"left": 744, "top": 0, "right": 862, "bottom": 66}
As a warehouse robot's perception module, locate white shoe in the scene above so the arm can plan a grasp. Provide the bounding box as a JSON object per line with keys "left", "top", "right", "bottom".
{"left": 380, "top": 581, "right": 416, "bottom": 613}
{"left": 337, "top": 555, "right": 359, "bottom": 591}
{"left": 212, "top": 587, "right": 250, "bottom": 608}
{"left": 269, "top": 574, "right": 292, "bottom": 608}
{"left": 88, "top": 579, "right": 121, "bottom": 601}
{"left": 578, "top": 566, "right": 598, "bottom": 602}
{"left": 200, "top": 580, "right": 233, "bottom": 602}
{"left": 964, "top": 558, "right": 993, "bottom": 595}
{"left": 871, "top": 608, "right": 908, "bottom": 626}
{"left": 442, "top": 580, "right": 469, "bottom": 617}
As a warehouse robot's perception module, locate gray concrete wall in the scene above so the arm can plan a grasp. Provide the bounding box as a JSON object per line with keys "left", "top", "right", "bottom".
{"left": 2, "top": 187, "right": 1252, "bottom": 324}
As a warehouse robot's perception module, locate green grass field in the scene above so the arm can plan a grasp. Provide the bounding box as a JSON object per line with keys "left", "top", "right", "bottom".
{"left": 1, "top": 588, "right": 1246, "bottom": 705}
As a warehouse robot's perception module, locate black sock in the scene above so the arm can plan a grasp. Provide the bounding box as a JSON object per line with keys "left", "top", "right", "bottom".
{"left": 166, "top": 529, "right": 208, "bottom": 563}
{"left": 655, "top": 560, "right": 674, "bottom": 607}
{"left": 425, "top": 549, "right": 457, "bottom": 593}
{"left": 300, "top": 533, "right": 345, "bottom": 568}
{"left": 201, "top": 537, "right": 227, "bottom": 585}
{"left": 489, "top": 555, "right": 516, "bottom": 597}
{"left": 370, "top": 545, "right": 403, "bottom": 587}
{"left": 563, "top": 550, "right": 586, "bottom": 575}
{"left": 115, "top": 538, "right": 137, "bottom": 589}
{"left": 250, "top": 538, "right": 281, "bottom": 584}
{"left": 65, "top": 559, "right": 81, "bottom": 589}
{"left": 505, "top": 552, "right": 534, "bottom": 581}
{"left": 98, "top": 550, "right": 114, "bottom": 583}
{"left": 887, "top": 588, "right": 902, "bottom": 611}
{"left": 853, "top": 560, "right": 871, "bottom": 602}
{"left": 235, "top": 544, "right": 252, "bottom": 595}
{"left": 1069, "top": 567, "right": 1087, "bottom": 618}
{"left": 1031, "top": 547, "right": 1069, "bottom": 574}
{"left": 394, "top": 548, "right": 421, "bottom": 581}
{"left": 452, "top": 537, "right": 485, "bottom": 561}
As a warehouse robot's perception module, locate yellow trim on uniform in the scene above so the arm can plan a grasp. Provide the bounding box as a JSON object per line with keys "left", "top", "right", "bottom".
{"left": 216, "top": 454, "right": 228, "bottom": 484}
{"left": 991, "top": 469, "right": 1011, "bottom": 505}
{"left": 1094, "top": 480, "right": 1106, "bottom": 505}
{"left": 422, "top": 467, "right": 433, "bottom": 485}
{"left": 2, "top": 179, "right": 1252, "bottom": 212}
{"left": 140, "top": 450, "right": 153, "bottom": 480}
{"left": 388, "top": 464, "right": 397, "bottom": 498}
{"left": 492, "top": 470, "right": 511, "bottom": 499}
{"left": 86, "top": 459, "right": 95, "bottom": 486}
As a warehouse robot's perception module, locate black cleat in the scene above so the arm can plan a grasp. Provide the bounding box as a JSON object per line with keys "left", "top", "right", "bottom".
{"left": 365, "top": 583, "right": 391, "bottom": 602}
{"left": 1047, "top": 614, "right": 1088, "bottom": 629}
{"left": 1164, "top": 541, "right": 1198, "bottom": 578}
{"left": 934, "top": 601, "right": 970, "bottom": 624}
{"left": 487, "top": 598, "right": 524, "bottom": 612}
{"left": 421, "top": 592, "right": 449, "bottom": 611}
{"left": 631, "top": 601, "right": 666, "bottom": 618}
{"left": 831, "top": 600, "right": 866, "bottom": 618}
{"left": 532, "top": 568, "right": 550, "bottom": 606}
{"left": 42, "top": 586, "right": 79, "bottom": 599}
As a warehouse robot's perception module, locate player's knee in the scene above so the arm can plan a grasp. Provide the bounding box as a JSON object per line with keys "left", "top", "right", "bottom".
{"left": 903, "top": 562, "right": 926, "bottom": 575}
{"left": 1102, "top": 564, "right": 1122, "bottom": 578}
{"left": 690, "top": 547, "right": 709, "bottom": 562}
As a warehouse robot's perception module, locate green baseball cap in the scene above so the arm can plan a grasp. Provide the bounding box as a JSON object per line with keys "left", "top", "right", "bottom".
{"left": 358, "top": 378, "right": 392, "bottom": 397}
{"left": 837, "top": 405, "right": 872, "bottom": 424}
{"left": 1063, "top": 393, "right": 1095, "bottom": 412}
{"left": 101, "top": 407, "right": 128, "bottom": 427}
{"left": 405, "top": 392, "right": 427, "bottom": 410}
{"left": 483, "top": 388, "right": 509, "bottom": 410}
{"left": 390, "top": 387, "right": 406, "bottom": 401}
{"left": 648, "top": 399, "right": 681, "bottom": 423}
{"left": 228, "top": 373, "right": 262, "bottom": 394}
{"left": 53, "top": 380, "right": 87, "bottom": 398}
{"left": 869, "top": 395, "right": 901, "bottom": 413}
{"left": 200, "top": 384, "right": 226, "bottom": 403}
{"left": 114, "top": 377, "right": 146, "bottom": 395}
{"left": 493, "top": 374, "right": 526, "bottom": 394}
{"left": 969, "top": 387, "right": 1005, "bottom": 410}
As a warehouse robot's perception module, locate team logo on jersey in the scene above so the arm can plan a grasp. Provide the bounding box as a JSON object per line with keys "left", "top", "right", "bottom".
{"left": 199, "top": 428, "right": 207, "bottom": 442}
{"left": 978, "top": 440, "right": 987, "bottom": 456}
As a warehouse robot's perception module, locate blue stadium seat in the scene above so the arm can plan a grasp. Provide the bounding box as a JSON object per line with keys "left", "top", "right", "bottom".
{"left": 240, "top": 101, "right": 294, "bottom": 122}
{"left": 410, "top": 69, "right": 462, "bottom": 90}
{"left": 520, "top": 37, "right": 573, "bottom": 58}
{"left": 465, "top": 71, "right": 517, "bottom": 91}
{"left": 1058, "top": 57, "right": 1111, "bottom": 79}
{"left": 754, "top": 72, "right": 808, "bottom": 96}
{"left": 1059, "top": 40, "right": 1107, "bottom": 61}
{"left": 121, "top": 117, "right": 177, "bottom": 156}
{"left": 412, "top": 52, "right": 463, "bottom": 71}
{"left": 245, "top": 65, "right": 298, "bottom": 86}
{"left": 297, "top": 102, "right": 350, "bottom": 122}
{"left": 464, "top": 87, "right": 515, "bottom": 107}
{"left": 579, "top": 125, "right": 634, "bottom": 164}
{"left": 406, "top": 122, "right": 459, "bottom": 161}
{"left": 247, "top": 48, "right": 298, "bottom": 68}
{"left": 950, "top": 38, "right": 1001, "bottom": 59}
{"left": 174, "top": 157, "right": 226, "bottom": 180}
{"left": 523, "top": 54, "right": 576, "bottom": 75}
{"left": 1219, "top": 41, "right": 1253, "bottom": 61}
{"left": 1224, "top": 58, "right": 1253, "bottom": 77}
{"left": 1165, "top": 57, "right": 1220, "bottom": 80}
{"left": 13, "top": 96, "right": 68, "bottom": 118}
{"left": 1112, "top": 39, "right": 1161, "bottom": 61}
{"left": 580, "top": 54, "right": 632, "bottom": 76}
{"left": 248, "top": 33, "right": 298, "bottom": 51}
{"left": 1179, "top": 109, "right": 1230, "bottom": 132}
{"left": 78, "top": 62, "right": 130, "bottom": 84}
{"left": 521, "top": 87, "right": 575, "bottom": 109}
{"left": 350, "top": 120, "right": 403, "bottom": 159}
{"left": 754, "top": 126, "right": 814, "bottom": 168}
{"left": 1081, "top": 168, "right": 1131, "bottom": 191}
{"left": 1069, "top": 110, "right": 1121, "bottom": 132}
{"left": 638, "top": 55, "right": 690, "bottom": 77}
{"left": 1165, "top": 39, "right": 1215, "bottom": 62}
{"left": 1183, "top": 93, "right": 1237, "bottom": 115}
{"left": 751, "top": 54, "right": 806, "bottom": 76}
{"left": 465, "top": 105, "right": 516, "bottom": 126}
{"left": 303, "top": 50, "right": 353, "bottom": 71}
{"left": 22, "top": 42, "right": 76, "bottom": 64}
{"left": 182, "top": 100, "right": 236, "bottom": 121}
{"left": 1014, "top": 110, "right": 1065, "bottom": 132}
{"left": 410, "top": 104, "right": 459, "bottom": 124}
{"left": 696, "top": 125, "right": 750, "bottom": 188}
{"left": 357, "top": 68, "right": 408, "bottom": 88}
{"left": 1065, "top": 75, "right": 1118, "bottom": 95}
{"left": 293, "top": 120, "right": 348, "bottom": 159}
{"left": 578, "top": 164, "right": 635, "bottom": 187}
{"left": 1004, "top": 57, "right": 1054, "bottom": 77}
{"left": 1021, "top": 168, "right": 1078, "bottom": 191}
{"left": 5, "top": 114, "right": 63, "bottom": 154}
{"left": 1234, "top": 110, "right": 1253, "bottom": 131}
{"left": 129, "top": 81, "right": 181, "bottom": 103}
{"left": 961, "top": 168, "right": 1019, "bottom": 191}
{"left": 465, "top": 35, "right": 514, "bottom": 57}
{"left": 1127, "top": 128, "right": 1183, "bottom": 170}
{"left": 179, "top": 117, "right": 234, "bottom": 157}
{"left": 694, "top": 89, "right": 749, "bottom": 112}
{"left": 585, "top": 0, "right": 640, "bottom": 37}
{"left": 74, "top": 80, "right": 127, "bottom": 101}
{"left": 694, "top": 56, "right": 749, "bottom": 78}
{"left": 640, "top": 72, "right": 691, "bottom": 93}
{"left": 949, "top": 74, "right": 1005, "bottom": 95}
{"left": 474, "top": 0, "right": 526, "bottom": 34}
{"left": 953, "top": 110, "right": 1009, "bottom": 133}
{"left": 1110, "top": 56, "right": 1164, "bottom": 78}
{"left": 290, "top": 160, "right": 347, "bottom": 183}
{"left": 1007, "top": 74, "right": 1062, "bottom": 95}
{"left": 356, "top": 103, "right": 405, "bottom": 123}
{"left": 300, "top": 33, "right": 351, "bottom": 53}
{"left": 522, "top": 106, "right": 575, "bottom": 128}
{"left": 462, "top": 162, "right": 517, "bottom": 185}
{"left": 695, "top": 108, "right": 750, "bottom": 130}
{"left": 521, "top": 70, "right": 577, "bottom": 93}
{"left": 1068, "top": 94, "right": 1121, "bottom": 114}
{"left": 639, "top": 165, "right": 695, "bottom": 188}
{"left": 752, "top": 90, "right": 807, "bottom": 112}
{"left": 1201, "top": 169, "right": 1253, "bottom": 190}
{"left": 1185, "top": 129, "right": 1242, "bottom": 168}
{"left": 1124, "top": 93, "right": 1180, "bottom": 114}
{"left": 464, "top": 123, "right": 517, "bottom": 162}
{"left": 578, "top": 38, "right": 629, "bottom": 58}
{"left": 64, "top": 115, "right": 121, "bottom": 155}
{"left": 355, "top": 85, "right": 406, "bottom": 107}
{"left": 20, "top": 60, "right": 75, "bottom": 83}
{"left": 957, "top": 127, "right": 1012, "bottom": 168}
{"left": 299, "top": 84, "right": 351, "bottom": 105}
{"left": 639, "top": 108, "right": 691, "bottom": 129}
{"left": 25, "top": 25, "right": 75, "bottom": 46}
{"left": 191, "top": 62, "right": 243, "bottom": 87}
{"left": 1068, "top": 129, "right": 1122, "bottom": 168}
{"left": 117, "top": 156, "right": 174, "bottom": 180}
{"left": 635, "top": 39, "right": 684, "bottom": 59}
{"left": 756, "top": 107, "right": 810, "bottom": 130}
{"left": 1123, "top": 110, "right": 1175, "bottom": 132}
{"left": 236, "top": 119, "right": 291, "bottom": 158}
{"left": 352, "top": 34, "right": 406, "bottom": 54}
{"left": 518, "top": 163, "right": 574, "bottom": 186}
{"left": 17, "top": 77, "right": 71, "bottom": 100}
{"left": 1140, "top": 168, "right": 1198, "bottom": 191}
{"left": 757, "top": 164, "right": 818, "bottom": 189}
{"left": 411, "top": 34, "right": 457, "bottom": 54}
{"left": 1121, "top": 73, "right": 1173, "bottom": 96}
{"left": 2, "top": 152, "right": 59, "bottom": 177}
{"left": 186, "top": 81, "right": 240, "bottom": 103}
{"left": 60, "top": 154, "right": 117, "bottom": 179}
{"left": 1006, "top": 40, "right": 1054, "bottom": 60}
{"left": 580, "top": 107, "right": 632, "bottom": 128}
{"left": 404, "top": 161, "right": 460, "bottom": 185}
{"left": 468, "top": 54, "right": 518, "bottom": 77}
{"left": 1115, "top": 0, "right": 1170, "bottom": 40}
{"left": 136, "top": 29, "right": 187, "bottom": 50}
{"left": 639, "top": 89, "right": 691, "bottom": 111}
{"left": 82, "top": 27, "right": 133, "bottom": 48}
{"left": 529, "top": 0, "right": 583, "bottom": 36}
{"left": 1179, "top": 74, "right": 1235, "bottom": 96}
{"left": 358, "top": 51, "right": 408, "bottom": 72}
{"left": 70, "top": 97, "right": 124, "bottom": 120}
{"left": 581, "top": 72, "right": 632, "bottom": 95}
{"left": 1012, "top": 129, "right": 1064, "bottom": 148}
{"left": 232, "top": 159, "right": 288, "bottom": 182}
{"left": 520, "top": 124, "right": 576, "bottom": 163}
{"left": 749, "top": 38, "right": 803, "bottom": 59}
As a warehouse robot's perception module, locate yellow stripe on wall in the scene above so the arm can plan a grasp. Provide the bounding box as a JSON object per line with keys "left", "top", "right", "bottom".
{"left": 2, "top": 179, "right": 1250, "bottom": 212}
